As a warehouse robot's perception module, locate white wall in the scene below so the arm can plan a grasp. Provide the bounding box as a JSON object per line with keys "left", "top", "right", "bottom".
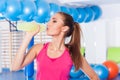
{"left": 101, "top": 4, "right": 120, "bottom": 47}
{"left": 80, "top": 4, "right": 120, "bottom": 64}
{"left": 81, "top": 20, "right": 107, "bottom": 64}
{"left": 101, "top": 4, "right": 120, "bottom": 19}
{"left": 0, "top": 32, "right": 2, "bottom": 73}
{"left": 106, "top": 18, "right": 120, "bottom": 47}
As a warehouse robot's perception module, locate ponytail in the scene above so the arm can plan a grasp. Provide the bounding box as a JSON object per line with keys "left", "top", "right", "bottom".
{"left": 58, "top": 12, "right": 83, "bottom": 71}
{"left": 66, "top": 22, "right": 83, "bottom": 71}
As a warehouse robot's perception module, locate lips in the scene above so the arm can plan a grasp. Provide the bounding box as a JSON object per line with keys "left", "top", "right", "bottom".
{"left": 46, "top": 27, "right": 48, "bottom": 30}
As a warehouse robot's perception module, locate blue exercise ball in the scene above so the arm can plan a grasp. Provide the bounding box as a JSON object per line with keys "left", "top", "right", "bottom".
{"left": 70, "top": 78, "right": 89, "bottom": 80}
{"left": 77, "top": 8, "right": 87, "bottom": 23}
{"left": 91, "top": 5, "right": 102, "bottom": 20}
{"left": 0, "top": 12, "right": 5, "bottom": 20}
{"left": 19, "top": 0, "right": 37, "bottom": 22}
{"left": 4, "top": 0, "right": 21, "bottom": 21}
{"left": 60, "top": 6, "right": 71, "bottom": 15}
{"left": 70, "top": 65, "right": 83, "bottom": 78}
{"left": 84, "top": 7, "right": 94, "bottom": 23}
{"left": 90, "top": 64, "right": 96, "bottom": 68}
{"left": 79, "top": 75, "right": 90, "bottom": 80}
{"left": 34, "top": 0, "right": 50, "bottom": 23}
{"left": 45, "top": 3, "right": 60, "bottom": 22}
{"left": 49, "top": 3, "right": 60, "bottom": 16}
{"left": 0, "top": 16, "right": 5, "bottom": 20}
{"left": 0, "top": 17, "right": 5, "bottom": 20}
{"left": 69, "top": 8, "right": 79, "bottom": 22}
{"left": 69, "top": 78, "right": 79, "bottom": 80}
{"left": 0, "top": 0, "right": 6, "bottom": 13}
{"left": 70, "top": 76, "right": 89, "bottom": 80}
{"left": 93, "top": 64, "right": 109, "bottom": 80}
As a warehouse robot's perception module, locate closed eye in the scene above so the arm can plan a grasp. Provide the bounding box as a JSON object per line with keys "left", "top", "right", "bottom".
{"left": 53, "top": 20, "right": 57, "bottom": 23}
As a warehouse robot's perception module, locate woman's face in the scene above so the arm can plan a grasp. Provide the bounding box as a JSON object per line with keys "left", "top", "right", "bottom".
{"left": 46, "top": 13, "right": 65, "bottom": 36}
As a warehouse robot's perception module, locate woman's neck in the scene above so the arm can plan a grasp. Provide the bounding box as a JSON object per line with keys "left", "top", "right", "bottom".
{"left": 50, "top": 37, "right": 65, "bottom": 51}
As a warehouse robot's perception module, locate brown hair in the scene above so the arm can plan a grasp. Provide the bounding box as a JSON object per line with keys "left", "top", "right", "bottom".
{"left": 58, "top": 12, "right": 83, "bottom": 70}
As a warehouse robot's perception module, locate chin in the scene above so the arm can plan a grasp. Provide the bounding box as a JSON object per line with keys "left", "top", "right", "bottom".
{"left": 46, "top": 31, "right": 60, "bottom": 36}
{"left": 46, "top": 32, "right": 52, "bottom": 36}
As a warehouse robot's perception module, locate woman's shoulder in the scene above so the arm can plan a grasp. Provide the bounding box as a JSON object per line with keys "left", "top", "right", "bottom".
{"left": 34, "top": 43, "right": 44, "bottom": 47}
{"left": 34, "top": 42, "right": 50, "bottom": 55}
{"left": 33, "top": 43, "right": 44, "bottom": 55}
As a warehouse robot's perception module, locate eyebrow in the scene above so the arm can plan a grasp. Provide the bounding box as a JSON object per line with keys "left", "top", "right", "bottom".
{"left": 52, "top": 18, "right": 56, "bottom": 20}
{"left": 51, "top": 17, "right": 64, "bottom": 24}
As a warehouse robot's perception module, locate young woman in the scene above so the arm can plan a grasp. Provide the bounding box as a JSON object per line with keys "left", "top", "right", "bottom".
{"left": 11, "top": 12, "right": 99, "bottom": 80}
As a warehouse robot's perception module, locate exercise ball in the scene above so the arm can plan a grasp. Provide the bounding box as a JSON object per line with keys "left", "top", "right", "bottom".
{"left": 45, "top": 3, "right": 60, "bottom": 22}
{"left": 77, "top": 8, "right": 86, "bottom": 23}
{"left": 49, "top": 3, "right": 60, "bottom": 17}
{"left": 103, "top": 60, "right": 119, "bottom": 79}
{"left": 4, "top": 0, "right": 21, "bottom": 21}
{"left": 60, "top": 6, "right": 71, "bottom": 15}
{"left": 84, "top": 7, "right": 94, "bottom": 23}
{"left": 70, "top": 70, "right": 90, "bottom": 80}
{"left": 34, "top": 0, "right": 50, "bottom": 23}
{"left": 93, "top": 64, "right": 109, "bottom": 80}
{"left": 70, "top": 77, "right": 89, "bottom": 80}
{"left": 69, "top": 8, "right": 79, "bottom": 22}
{"left": 91, "top": 5, "right": 102, "bottom": 20}
{"left": 19, "top": 0, "right": 37, "bottom": 22}
{"left": 70, "top": 65, "right": 83, "bottom": 78}
{"left": 0, "top": 0, "right": 6, "bottom": 13}
{"left": 0, "top": 14, "right": 5, "bottom": 20}
{"left": 90, "top": 64, "right": 96, "bottom": 68}
{"left": 69, "top": 78, "right": 79, "bottom": 80}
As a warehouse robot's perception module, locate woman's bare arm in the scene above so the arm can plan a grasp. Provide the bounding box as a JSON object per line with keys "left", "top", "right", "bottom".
{"left": 81, "top": 56, "right": 100, "bottom": 80}
{"left": 11, "top": 26, "right": 42, "bottom": 71}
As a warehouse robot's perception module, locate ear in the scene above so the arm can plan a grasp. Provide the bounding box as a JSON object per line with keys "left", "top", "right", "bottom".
{"left": 61, "top": 26, "right": 69, "bottom": 32}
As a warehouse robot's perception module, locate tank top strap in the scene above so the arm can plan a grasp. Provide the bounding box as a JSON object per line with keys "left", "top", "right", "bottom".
{"left": 43, "top": 42, "right": 49, "bottom": 49}
{"left": 36, "top": 42, "right": 49, "bottom": 60}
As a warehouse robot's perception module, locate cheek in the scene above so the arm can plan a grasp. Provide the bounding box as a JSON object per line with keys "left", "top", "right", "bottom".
{"left": 47, "top": 26, "right": 61, "bottom": 35}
